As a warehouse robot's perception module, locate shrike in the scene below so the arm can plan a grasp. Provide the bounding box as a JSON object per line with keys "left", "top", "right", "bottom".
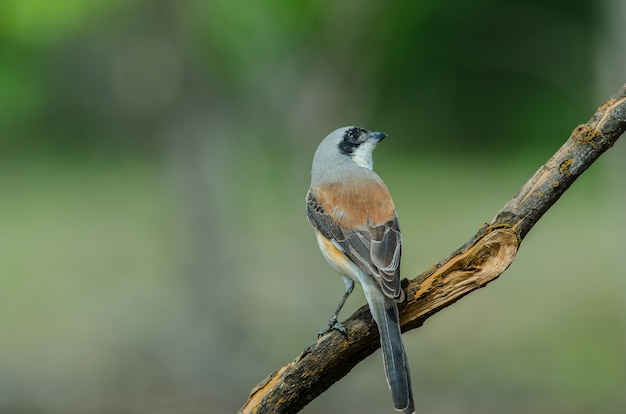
{"left": 306, "top": 126, "right": 414, "bottom": 413}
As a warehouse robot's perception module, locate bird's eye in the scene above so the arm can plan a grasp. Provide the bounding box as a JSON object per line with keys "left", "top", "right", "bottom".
{"left": 345, "top": 127, "right": 366, "bottom": 143}
{"left": 338, "top": 127, "right": 367, "bottom": 156}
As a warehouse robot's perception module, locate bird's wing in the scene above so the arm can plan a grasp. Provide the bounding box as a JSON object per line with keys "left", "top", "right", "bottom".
{"left": 306, "top": 184, "right": 404, "bottom": 301}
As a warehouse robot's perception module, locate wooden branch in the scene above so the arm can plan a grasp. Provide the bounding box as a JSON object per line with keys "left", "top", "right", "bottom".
{"left": 239, "top": 84, "right": 626, "bottom": 414}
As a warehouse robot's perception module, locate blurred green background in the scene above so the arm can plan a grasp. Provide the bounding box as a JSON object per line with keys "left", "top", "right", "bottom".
{"left": 1, "top": 1, "right": 625, "bottom": 413}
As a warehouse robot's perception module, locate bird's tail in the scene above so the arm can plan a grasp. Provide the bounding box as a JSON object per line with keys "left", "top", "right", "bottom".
{"left": 362, "top": 283, "right": 415, "bottom": 414}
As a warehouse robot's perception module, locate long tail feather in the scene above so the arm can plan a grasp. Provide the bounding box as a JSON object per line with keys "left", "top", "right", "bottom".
{"left": 363, "top": 283, "right": 415, "bottom": 413}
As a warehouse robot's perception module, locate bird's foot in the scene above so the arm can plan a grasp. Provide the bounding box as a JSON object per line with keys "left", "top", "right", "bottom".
{"left": 318, "top": 315, "right": 347, "bottom": 338}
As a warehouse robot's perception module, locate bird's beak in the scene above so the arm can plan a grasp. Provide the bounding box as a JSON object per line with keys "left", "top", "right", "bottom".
{"left": 368, "top": 131, "right": 387, "bottom": 143}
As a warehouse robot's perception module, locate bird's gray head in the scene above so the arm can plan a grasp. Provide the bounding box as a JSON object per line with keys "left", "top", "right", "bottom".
{"left": 311, "top": 126, "right": 387, "bottom": 184}
{"left": 310, "top": 126, "right": 387, "bottom": 185}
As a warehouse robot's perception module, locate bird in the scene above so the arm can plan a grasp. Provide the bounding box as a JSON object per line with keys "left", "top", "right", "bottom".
{"left": 306, "top": 126, "right": 414, "bottom": 413}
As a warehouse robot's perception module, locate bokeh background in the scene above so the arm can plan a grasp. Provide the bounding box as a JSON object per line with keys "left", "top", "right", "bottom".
{"left": 1, "top": 1, "right": 625, "bottom": 413}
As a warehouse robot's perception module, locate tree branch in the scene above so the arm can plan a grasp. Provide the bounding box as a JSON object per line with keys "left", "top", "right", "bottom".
{"left": 239, "top": 84, "right": 626, "bottom": 414}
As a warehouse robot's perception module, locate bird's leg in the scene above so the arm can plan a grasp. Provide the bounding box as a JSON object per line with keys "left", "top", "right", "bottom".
{"left": 318, "top": 278, "right": 355, "bottom": 338}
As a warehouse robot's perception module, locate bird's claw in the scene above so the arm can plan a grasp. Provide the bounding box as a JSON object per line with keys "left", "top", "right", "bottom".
{"left": 318, "top": 315, "right": 348, "bottom": 338}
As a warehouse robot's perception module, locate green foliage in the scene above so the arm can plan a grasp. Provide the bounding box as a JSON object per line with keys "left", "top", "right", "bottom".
{"left": 0, "top": 0, "right": 601, "bottom": 155}
{"left": 0, "top": 0, "right": 128, "bottom": 46}
{"left": 0, "top": 54, "right": 44, "bottom": 133}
